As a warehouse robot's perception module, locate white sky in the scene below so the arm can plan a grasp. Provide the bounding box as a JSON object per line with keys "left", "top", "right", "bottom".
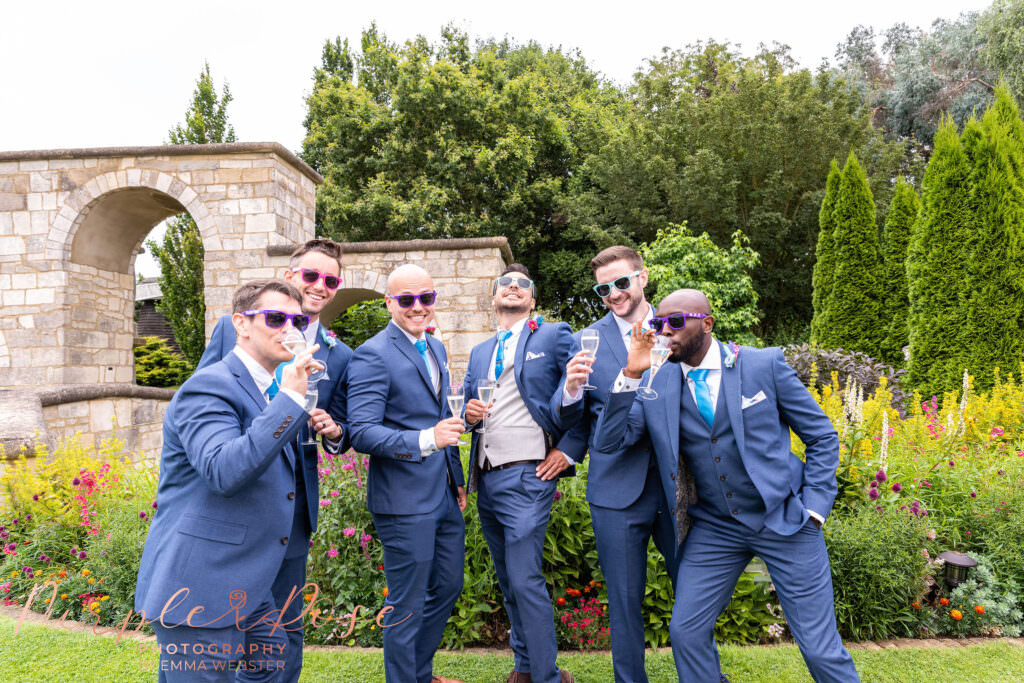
{"left": 0, "top": 0, "right": 993, "bottom": 277}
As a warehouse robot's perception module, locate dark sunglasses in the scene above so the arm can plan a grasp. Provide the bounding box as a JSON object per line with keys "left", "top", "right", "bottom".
{"left": 291, "top": 267, "right": 342, "bottom": 290}
{"left": 593, "top": 270, "right": 642, "bottom": 297}
{"left": 648, "top": 313, "right": 708, "bottom": 334}
{"left": 241, "top": 309, "right": 311, "bottom": 331}
{"left": 494, "top": 275, "right": 534, "bottom": 291}
{"left": 388, "top": 291, "right": 438, "bottom": 308}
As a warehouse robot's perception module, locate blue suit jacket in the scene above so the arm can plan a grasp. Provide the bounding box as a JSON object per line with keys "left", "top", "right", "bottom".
{"left": 593, "top": 341, "right": 839, "bottom": 536}
{"left": 196, "top": 314, "right": 353, "bottom": 531}
{"left": 557, "top": 312, "right": 656, "bottom": 509}
{"left": 347, "top": 322, "right": 465, "bottom": 515}
{"left": 463, "top": 320, "right": 583, "bottom": 492}
{"left": 134, "top": 353, "right": 307, "bottom": 626}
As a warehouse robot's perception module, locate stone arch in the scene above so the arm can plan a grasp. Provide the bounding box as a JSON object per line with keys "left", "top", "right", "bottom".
{"left": 321, "top": 267, "right": 389, "bottom": 324}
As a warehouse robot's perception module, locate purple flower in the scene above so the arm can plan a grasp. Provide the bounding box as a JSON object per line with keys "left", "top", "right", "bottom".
{"left": 892, "top": 483, "right": 902, "bottom": 493}
{"left": 78, "top": 551, "right": 87, "bottom": 559}
{"left": 152, "top": 501, "right": 158, "bottom": 509}
{"left": 875, "top": 470, "right": 887, "bottom": 483}
{"left": 869, "top": 480, "right": 878, "bottom": 489}
{"left": 71, "top": 478, "right": 80, "bottom": 486}
{"left": 0, "top": 530, "right": 7, "bottom": 540}
{"left": 32, "top": 494, "right": 39, "bottom": 501}
{"left": 553, "top": 491, "right": 563, "bottom": 501}
{"left": 998, "top": 469, "right": 1006, "bottom": 476}
{"left": 869, "top": 488, "right": 880, "bottom": 500}
{"left": 5, "top": 543, "right": 16, "bottom": 553}
{"left": 39, "top": 554, "right": 50, "bottom": 563}
{"left": 875, "top": 506, "right": 883, "bottom": 512}
{"left": 970, "top": 491, "right": 977, "bottom": 498}
{"left": 948, "top": 460, "right": 955, "bottom": 468}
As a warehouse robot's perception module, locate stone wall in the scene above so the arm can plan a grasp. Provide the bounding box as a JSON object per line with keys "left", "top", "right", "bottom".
{"left": 41, "top": 396, "right": 169, "bottom": 463}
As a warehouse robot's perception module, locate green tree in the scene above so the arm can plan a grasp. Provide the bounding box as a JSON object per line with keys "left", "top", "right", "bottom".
{"left": 148, "top": 62, "right": 236, "bottom": 367}
{"left": 906, "top": 121, "right": 972, "bottom": 397}
{"left": 962, "top": 88, "right": 1024, "bottom": 390}
{"left": 568, "top": 41, "right": 905, "bottom": 340}
{"left": 134, "top": 336, "right": 189, "bottom": 387}
{"left": 640, "top": 224, "right": 760, "bottom": 345}
{"left": 879, "top": 178, "right": 920, "bottom": 365}
{"left": 329, "top": 299, "right": 391, "bottom": 349}
{"left": 819, "top": 153, "right": 884, "bottom": 358}
{"left": 811, "top": 160, "right": 842, "bottom": 344}
{"left": 302, "top": 26, "right": 627, "bottom": 327}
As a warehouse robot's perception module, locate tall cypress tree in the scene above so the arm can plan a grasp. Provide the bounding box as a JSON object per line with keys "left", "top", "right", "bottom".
{"left": 820, "top": 152, "right": 884, "bottom": 358}
{"left": 811, "top": 160, "right": 841, "bottom": 344}
{"left": 962, "top": 89, "right": 1024, "bottom": 391}
{"left": 906, "top": 121, "right": 972, "bottom": 397}
{"left": 879, "top": 178, "right": 920, "bottom": 365}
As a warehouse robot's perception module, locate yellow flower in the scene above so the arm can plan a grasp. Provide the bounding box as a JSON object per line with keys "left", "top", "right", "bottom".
{"left": 9, "top": 571, "right": 16, "bottom": 578}
{"left": 81, "top": 569, "right": 90, "bottom": 577}
{"left": 61, "top": 594, "right": 68, "bottom": 599}
{"left": 101, "top": 595, "right": 109, "bottom": 601}
{"left": 87, "top": 578, "right": 94, "bottom": 584}
{"left": 89, "top": 601, "right": 99, "bottom": 610}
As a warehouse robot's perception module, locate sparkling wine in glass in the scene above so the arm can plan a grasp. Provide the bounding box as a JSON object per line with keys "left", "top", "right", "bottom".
{"left": 477, "top": 379, "right": 496, "bottom": 433}
{"left": 302, "top": 384, "right": 319, "bottom": 446}
{"left": 580, "top": 329, "right": 600, "bottom": 390}
{"left": 281, "top": 329, "right": 328, "bottom": 383}
{"left": 637, "top": 338, "right": 671, "bottom": 400}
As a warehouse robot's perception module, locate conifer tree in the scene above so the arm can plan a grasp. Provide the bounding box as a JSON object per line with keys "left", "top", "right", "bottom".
{"left": 811, "top": 160, "right": 841, "bottom": 344}
{"left": 879, "top": 178, "right": 920, "bottom": 365}
{"left": 819, "top": 152, "right": 884, "bottom": 358}
{"left": 906, "top": 121, "right": 971, "bottom": 397}
{"left": 961, "top": 89, "right": 1024, "bottom": 391}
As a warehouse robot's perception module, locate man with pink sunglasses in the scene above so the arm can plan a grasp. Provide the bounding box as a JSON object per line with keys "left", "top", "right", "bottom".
{"left": 195, "top": 238, "right": 353, "bottom": 683}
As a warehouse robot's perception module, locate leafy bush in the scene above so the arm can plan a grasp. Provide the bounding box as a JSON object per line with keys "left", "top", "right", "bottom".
{"left": 714, "top": 570, "right": 785, "bottom": 644}
{"left": 825, "top": 506, "right": 930, "bottom": 640}
{"left": 133, "top": 336, "right": 189, "bottom": 387}
{"left": 329, "top": 299, "right": 390, "bottom": 350}
{"left": 916, "top": 554, "right": 1023, "bottom": 638}
{"left": 784, "top": 343, "right": 909, "bottom": 413}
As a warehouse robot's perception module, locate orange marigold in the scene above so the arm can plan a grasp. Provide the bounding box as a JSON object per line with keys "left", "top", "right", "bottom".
{"left": 81, "top": 569, "right": 91, "bottom": 577}
{"left": 911, "top": 602, "right": 921, "bottom": 610}
{"left": 950, "top": 609, "right": 963, "bottom": 620}
{"left": 383, "top": 586, "right": 389, "bottom": 597}
{"left": 939, "top": 597, "right": 949, "bottom": 606}
{"left": 975, "top": 605, "right": 985, "bottom": 614}
{"left": 557, "top": 598, "right": 566, "bottom": 606}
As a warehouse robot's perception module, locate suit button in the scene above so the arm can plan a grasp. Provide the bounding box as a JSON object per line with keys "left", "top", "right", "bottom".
{"left": 714, "top": 457, "right": 721, "bottom": 462}
{"left": 285, "top": 416, "right": 293, "bottom": 424}
{"left": 720, "top": 475, "right": 727, "bottom": 481}
{"left": 711, "top": 438, "right": 718, "bottom": 443}
{"left": 726, "top": 492, "right": 733, "bottom": 498}
{"left": 287, "top": 492, "right": 296, "bottom": 500}
{"left": 273, "top": 431, "right": 282, "bottom": 438}
{"left": 281, "top": 537, "right": 289, "bottom": 545}
{"left": 731, "top": 509, "right": 738, "bottom": 515}
{"left": 670, "top": 473, "right": 676, "bottom": 481}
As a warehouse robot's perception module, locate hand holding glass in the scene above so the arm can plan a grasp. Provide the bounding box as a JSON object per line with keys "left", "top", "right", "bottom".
{"left": 637, "top": 338, "right": 670, "bottom": 400}
{"left": 282, "top": 329, "right": 328, "bottom": 382}
{"left": 477, "top": 379, "right": 496, "bottom": 433}
{"left": 580, "top": 330, "right": 600, "bottom": 390}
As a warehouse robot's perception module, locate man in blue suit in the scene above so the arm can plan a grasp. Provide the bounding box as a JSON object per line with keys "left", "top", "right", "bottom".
{"left": 135, "top": 279, "right": 324, "bottom": 680}
{"left": 558, "top": 246, "right": 679, "bottom": 683}
{"left": 594, "top": 289, "right": 859, "bottom": 683}
{"left": 462, "top": 264, "right": 590, "bottom": 683}
{"left": 195, "top": 239, "right": 352, "bottom": 682}
{"left": 347, "top": 264, "right": 466, "bottom": 683}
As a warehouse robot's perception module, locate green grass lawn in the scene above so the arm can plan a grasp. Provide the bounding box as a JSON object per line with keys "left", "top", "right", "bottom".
{"left": 1, "top": 616, "right": 1021, "bottom": 682}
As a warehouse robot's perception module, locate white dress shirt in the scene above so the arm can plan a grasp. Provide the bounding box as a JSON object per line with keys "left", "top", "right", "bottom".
{"left": 488, "top": 316, "right": 529, "bottom": 380}
{"left": 231, "top": 346, "right": 304, "bottom": 407}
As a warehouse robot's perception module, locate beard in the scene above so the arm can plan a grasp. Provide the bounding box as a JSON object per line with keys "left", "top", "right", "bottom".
{"left": 670, "top": 330, "right": 707, "bottom": 365}
{"left": 496, "top": 299, "right": 533, "bottom": 316}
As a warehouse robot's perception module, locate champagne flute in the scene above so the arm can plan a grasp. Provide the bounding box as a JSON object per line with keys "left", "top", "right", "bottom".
{"left": 302, "top": 381, "right": 319, "bottom": 446}
{"left": 580, "top": 329, "right": 600, "bottom": 390}
{"left": 447, "top": 380, "right": 467, "bottom": 443}
{"left": 281, "top": 329, "right": 328, "bottom": 382}
{"left": 637, "top": 338, "right": 671, "bottom": 401}
{"left": 477, "top": 379, "right": 496, "bottom": 433}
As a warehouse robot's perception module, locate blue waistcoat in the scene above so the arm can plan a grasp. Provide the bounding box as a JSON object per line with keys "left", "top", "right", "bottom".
{"left": 680, "top": 382, "right": 765, "bottom": 532}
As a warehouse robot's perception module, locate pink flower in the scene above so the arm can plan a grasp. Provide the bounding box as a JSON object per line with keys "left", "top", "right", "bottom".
{"left": 343, "top": 527, "right": 356, "bottom": 537}
{"left": 319, "top": 500, "right": 331, "bottom": 507}
{"left": 328, "top": 548, "right": 339, "bottom": 558}
{"left": 527, "top": 319, "right": 539, "bottom": 332}
{"left": 360, "top": 533, "right": 372, "bottom": 548}
{"left": 991, "top": 426, "right": 1005, "bottom": 438}
{"left": 330, "top": 490, "right": 340, "bottom": 497}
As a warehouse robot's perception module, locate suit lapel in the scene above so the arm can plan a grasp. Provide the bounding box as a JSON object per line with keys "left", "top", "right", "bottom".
{"left": 225, "top": 353, "right": 268, "bottom": 412}
{"left": 513, "top": 323, "right": 529, "bottom": 392}
{"left": 660, "top": 363, "right": 682, "bottom": 470}
{"left": 598, "top": 313, "right": 627, "bottom": 368}
{"left": 389, "top": 323, "right": 437, "bottom": 401}
{"left": 719, "top": 340, "right": 745, "bottom": 456}
{"left": 427, "top": 333, "right": 448, "bottom": 402}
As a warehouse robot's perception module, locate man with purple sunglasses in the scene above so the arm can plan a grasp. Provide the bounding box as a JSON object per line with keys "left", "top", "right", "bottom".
{"left": 195, "top": 238, "right": 353, "bottom": 683}
{"left": 594, "top": 289, "right": 858, "bottom": 683}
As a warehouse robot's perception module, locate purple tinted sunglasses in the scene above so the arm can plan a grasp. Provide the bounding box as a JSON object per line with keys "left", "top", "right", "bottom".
{"left": 649, "top": 313, "right": 708, "bottom": 333}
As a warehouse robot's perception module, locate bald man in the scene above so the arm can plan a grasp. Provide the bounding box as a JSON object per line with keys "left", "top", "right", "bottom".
{"left": 593, "top": 289, "right": 858, "bottom": 682}
{"left": 346, "top": 264, "right": 466, "bottom": 683}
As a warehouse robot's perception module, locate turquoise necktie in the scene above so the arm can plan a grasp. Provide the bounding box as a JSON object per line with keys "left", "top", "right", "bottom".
{"left": 689, "top": 368, "right": 715, "bottom": 428}
{"left": 414, "top": 339, "right": 434, "bottom": 384}
{"left": 494, "top": 330, "right": 513, "bottom": 378}
{"left": 266, "top": 378, "right": 280, "bottom": 402}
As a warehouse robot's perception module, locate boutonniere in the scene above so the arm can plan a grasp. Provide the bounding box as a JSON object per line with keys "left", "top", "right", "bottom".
{"left": 425, "top": 326, "right": 436, "bottom": 336}
{"left": 320, "top": 327, "right": 338, "bottom": 349}
{"left": 527, "top": 315, "right": 543, "bottom": 332}
{"left": 723, "top": 341, "right": 740, "bottom": 368}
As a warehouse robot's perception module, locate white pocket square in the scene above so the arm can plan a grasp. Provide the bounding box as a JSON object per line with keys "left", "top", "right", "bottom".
{"left": 525, "top": 351, "right": 546, "bottom": 361}
{"left": 741, "top": 391, "right": 767, "bottom": 409}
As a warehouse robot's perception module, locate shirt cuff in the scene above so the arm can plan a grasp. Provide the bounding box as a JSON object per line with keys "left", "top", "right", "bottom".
{"left": 612, "top": 371, "right": 643, "bottom": 393}
{"left": 562, "top": 386, "right": 583, "bottom": 405}
{"left": 807, "top": 510, "right": 825, "bottom": 526}
{"left": 419, "top": 428, "right": 438, "bottom": 456}
{"left": 322, "top": 432, "right": 343, "bottom": 453}
{"left": 561, "top": 451, "right": 575, "bottom": 465}
{"left": 280, "top": 387, "right": 306, "bottom": 408}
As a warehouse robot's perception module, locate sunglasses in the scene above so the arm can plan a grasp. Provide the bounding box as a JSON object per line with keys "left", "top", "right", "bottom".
{"left": 241, "top": 309, "right": 311, "bottom": 331}
{"left": 593, "top": 270, "right": 642, "bottom": 297}
{"left": 648, "top": 313, "right": 708, "bottom": 334}
{"left": 291, "top": 267, "right": 342, "bottom": 290}
{"left": 494, "top": 275, "right": 534, "bottom": 291}
{"left": 387, "top": 291, "right": 438, "bottom": 308}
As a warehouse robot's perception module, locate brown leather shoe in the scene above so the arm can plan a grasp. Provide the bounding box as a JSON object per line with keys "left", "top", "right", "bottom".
{"left": 432, "top": 677, "right": 464, "bottom": 683}
{"left": 559, "top": 671, "right": 575, "bottom": 683}
{"left": 506, "top": 672, "right": 532, "bottom": 683}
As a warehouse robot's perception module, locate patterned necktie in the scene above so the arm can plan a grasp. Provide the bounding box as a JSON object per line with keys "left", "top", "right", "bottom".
{"left": 494, "top": 330, "right": 513, "bottom": 378}
{"left": 414, "top": 339, "right": 434, "bottom": 385}
{"left": 689, "top": 368, "right": 715, "bottom": 428}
